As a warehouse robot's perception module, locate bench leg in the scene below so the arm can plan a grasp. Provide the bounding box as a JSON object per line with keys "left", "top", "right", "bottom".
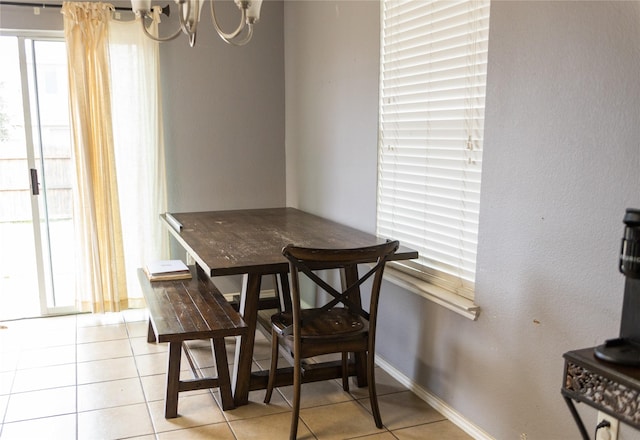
{"left": 165, "top": 341, "right": 182, "bottom": 418}
{"left": 211, "top": 338, "right": 235, "bottom": 410}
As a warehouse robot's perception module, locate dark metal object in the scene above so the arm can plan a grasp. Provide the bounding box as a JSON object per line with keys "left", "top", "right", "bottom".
{"left": 595, "top": 209, "right": 640, "bottom": 366}
{"left": 563, "top": 210, "right": 640, "bottom": 438}
{"left": 562, "top": 348, "right": 640, "bottom": 439}
{"left": 29, "top": 168, "right": 39, "bottom": 195}
{"left": 620, "top": 209, "right": 640, "bottom": 279}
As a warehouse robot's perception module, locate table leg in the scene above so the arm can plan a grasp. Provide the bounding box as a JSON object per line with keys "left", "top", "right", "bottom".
{"left": 275, "top": 272, "right": 292, "bottom": 312}
{"left": 563, "top": 396, "right": 590, "bottom": 440}
{"left": 147, "top": 319, "right": 156, "bottom": 343}
{"left": 232, "top": 273, "right": 262, "bottom": 406}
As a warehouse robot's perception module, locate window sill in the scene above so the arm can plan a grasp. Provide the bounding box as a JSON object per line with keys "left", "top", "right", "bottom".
{"left": 383, "top": 266, "right": 480, "bottom": 321}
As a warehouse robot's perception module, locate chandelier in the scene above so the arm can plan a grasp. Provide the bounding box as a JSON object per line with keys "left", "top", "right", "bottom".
{"left": 131, "top": 0, "right": 263, "bottom": 47}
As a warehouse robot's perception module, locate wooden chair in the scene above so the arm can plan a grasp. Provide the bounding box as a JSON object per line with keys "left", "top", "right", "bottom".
{"left": 263, "top": 240, "right": 400, "bottom": 440}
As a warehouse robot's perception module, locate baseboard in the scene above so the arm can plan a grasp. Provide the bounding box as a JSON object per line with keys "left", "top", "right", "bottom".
{"left": 375, "top": 355, "right": 494, "bottom": 440}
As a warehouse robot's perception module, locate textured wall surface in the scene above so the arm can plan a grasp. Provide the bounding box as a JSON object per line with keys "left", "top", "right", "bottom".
{"left": 284, "top": 1, "right": 640, "bottom": 438}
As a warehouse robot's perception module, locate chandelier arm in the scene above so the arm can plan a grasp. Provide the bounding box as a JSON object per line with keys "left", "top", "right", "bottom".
{"left": 177, "top": 0, "right": 196, "bottom": 39}
{"left": 219, "top": 23, "right": 254, "bottom": 47}
{"left": 210, "top": 0, "right": 247, "bottom": 41}
{"left": 138, "top": 12, "right": 182, "bottom": 42}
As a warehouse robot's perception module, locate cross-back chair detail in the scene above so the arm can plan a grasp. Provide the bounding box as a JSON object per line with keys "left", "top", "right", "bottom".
{"left": 263, "top": 240, "right": 400, "bottom": 440}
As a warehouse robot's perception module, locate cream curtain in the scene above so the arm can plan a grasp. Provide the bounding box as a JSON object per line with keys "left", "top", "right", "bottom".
{"left": 109, "top": 8, "right": 169, "bottom": 308}
{"left": 62, "top": 2, "right": 168, "bottom": 312}
{"left": 62, "top": 2, "right": 126, "bottom": 313}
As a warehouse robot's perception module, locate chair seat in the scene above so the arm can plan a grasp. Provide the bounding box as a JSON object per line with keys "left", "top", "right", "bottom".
{"left": 271, "top": 307, "right": 368, "bottom": 339}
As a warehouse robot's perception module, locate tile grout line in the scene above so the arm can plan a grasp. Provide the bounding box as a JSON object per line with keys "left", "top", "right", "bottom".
{"left": 1, "top": 320, "right": 19, "bottom": 432}
{"left": 124, "top": 312, "right": 159, "bottom": 438}
{"left": 74, "top": 313, "right": 79, "bottom": 440}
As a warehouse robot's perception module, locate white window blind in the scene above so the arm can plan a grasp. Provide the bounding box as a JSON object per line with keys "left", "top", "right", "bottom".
{"left": 377, "top": 0, "right": 490, "bottom": 300}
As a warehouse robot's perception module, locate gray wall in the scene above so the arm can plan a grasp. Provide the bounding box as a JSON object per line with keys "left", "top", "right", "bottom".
{"left": 284, "top": 0, "right": 379, "bottom": 231}
{"left": 153, "top": 0, "right": 285, "bottom": 294}
{"left": 0, "top": 2, "right": 64, "bottom": 30}
{"left": 158, "top": 0, "right": 285, "bottom": 213}
{"left": 284, "top": 1, "right": 640, "bottom": 439}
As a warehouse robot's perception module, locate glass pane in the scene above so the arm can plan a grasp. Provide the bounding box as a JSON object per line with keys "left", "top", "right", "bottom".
{"left": 29, "top": 40, "right": 76, "bottom": 310}
{"left": 0, "top": 36, "right": 41, "bottom": 319}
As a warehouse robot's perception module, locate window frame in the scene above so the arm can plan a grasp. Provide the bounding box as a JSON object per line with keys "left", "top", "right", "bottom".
{"left": 376, "top": 0, "right": 490, "bottom": 319}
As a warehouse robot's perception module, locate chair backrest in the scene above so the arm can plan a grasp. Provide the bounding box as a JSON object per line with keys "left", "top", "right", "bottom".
{"left": 281, "top": 240, "right": 400, "bottom": 334}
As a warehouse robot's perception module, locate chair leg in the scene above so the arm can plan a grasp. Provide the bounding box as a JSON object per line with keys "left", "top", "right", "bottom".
{"left": 341, "top": 352, "right": 349, "bottom": 391}
{"left": 367, "top": 351, "right": 383, "bottom": 428}
{"left": 264, "top": 329, "right": 279, "bottom": 403}
{"left": 290, "top": 355, "right": 301, "bottom": 440}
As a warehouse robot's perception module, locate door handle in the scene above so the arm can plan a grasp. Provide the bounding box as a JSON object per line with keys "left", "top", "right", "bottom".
{"left": 30, "top": 168, "right": 39, "bottom": 195}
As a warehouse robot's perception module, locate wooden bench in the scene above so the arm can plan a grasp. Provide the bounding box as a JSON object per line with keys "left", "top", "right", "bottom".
{"left": 137, "top": 265, "right": 248, "bottom": 418}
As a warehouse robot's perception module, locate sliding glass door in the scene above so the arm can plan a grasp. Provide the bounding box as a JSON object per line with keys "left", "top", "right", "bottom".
{"left": 0, "top": 34, "right": 78, "bottom": 320}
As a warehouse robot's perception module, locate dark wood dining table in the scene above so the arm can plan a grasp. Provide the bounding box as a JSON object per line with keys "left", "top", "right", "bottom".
{"left": 161, "top": 207, "right": 418, "bottom": 406}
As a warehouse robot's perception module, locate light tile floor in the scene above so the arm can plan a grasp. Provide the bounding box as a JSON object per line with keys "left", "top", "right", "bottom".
{"left": 0, "top": 309, "right": 472, "bottom": 439}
